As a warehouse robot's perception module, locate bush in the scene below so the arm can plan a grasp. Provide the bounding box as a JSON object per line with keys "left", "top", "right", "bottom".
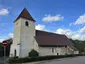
{"left": 65, "top": 53, "right": 68, "bottom": 56}
{"left": 29, "top": 49, "right": 39, "bottom": 57}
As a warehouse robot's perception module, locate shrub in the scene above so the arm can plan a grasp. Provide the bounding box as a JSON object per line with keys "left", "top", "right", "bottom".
{"left": 29, "top": 49, "right": 39, "bottom": 57}
{"left": 65, "top": 53, "right": 68, "bottom": 56}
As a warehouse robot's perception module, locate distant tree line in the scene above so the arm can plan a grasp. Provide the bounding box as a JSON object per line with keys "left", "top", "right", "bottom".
{"left": 70, "top": 39, "right": 85, "bottom": 53}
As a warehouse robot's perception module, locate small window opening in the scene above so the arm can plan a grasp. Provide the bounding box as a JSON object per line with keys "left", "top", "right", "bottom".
{"left": 65, "top": 46, "right": 67, "bottom": 48}
{"left": 14, "top": 49, "right": 16, "bottom": 57}
{"left": 52, "top": 48, "right": 54, "bottom": 53}
{"left": 57, "top": 53, "right": 59, "bottom": 55}
{"left": 25, "top": 21, "right": 29, "bottom": 26}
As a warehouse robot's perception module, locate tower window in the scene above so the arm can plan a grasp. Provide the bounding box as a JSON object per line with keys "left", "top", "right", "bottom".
{"left": 25, "top": 21, "right": 29, "bottom": 26}
{"left": 52, "top": 48, "right": 54, "bottom": 53}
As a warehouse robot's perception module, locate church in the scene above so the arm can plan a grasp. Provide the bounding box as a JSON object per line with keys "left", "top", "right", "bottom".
{"left": 10, "top": 8, "right": 79, "bottom": 58}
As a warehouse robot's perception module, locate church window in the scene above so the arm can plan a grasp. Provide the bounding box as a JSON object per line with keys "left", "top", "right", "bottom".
{"left": 65, "top": 46, "right": 67, "bottom": 48}
{"left": 52, "top": 48, "right": 54, "bottom": 53}
{"left": 14, "top": 49, "right": 16, "bottom": 57}
{"left": 57, "top": 53, "right": 59, "bottom": 55}
{"left": 25, "top": 21, "right": 29, "bottom": 26}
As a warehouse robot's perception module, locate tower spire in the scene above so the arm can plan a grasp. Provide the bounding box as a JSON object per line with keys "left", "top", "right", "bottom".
{"left": 14, "top": 8, "right": 35, "bottom": 22}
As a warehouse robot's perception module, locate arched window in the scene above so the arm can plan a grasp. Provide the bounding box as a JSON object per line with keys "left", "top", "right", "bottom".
{"left": 14, "top": 49, "right": 16, "bottom": 57}
{"left": 25, "top": 21, "right": 29, "bottom": 26}
{"left": 57, "top": 53, "right": 59, "bottom": 55}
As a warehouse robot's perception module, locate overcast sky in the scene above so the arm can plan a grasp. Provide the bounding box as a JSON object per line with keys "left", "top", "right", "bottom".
{"left": 0, "top": 0, "right": 85, "bottom": 42}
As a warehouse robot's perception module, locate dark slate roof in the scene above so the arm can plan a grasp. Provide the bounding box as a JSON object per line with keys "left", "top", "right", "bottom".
{"left": 14, "top": 8, "right": 35, "bottom": 22}
{"left": 35, "top": 30, "right": 78, "bottom": 51}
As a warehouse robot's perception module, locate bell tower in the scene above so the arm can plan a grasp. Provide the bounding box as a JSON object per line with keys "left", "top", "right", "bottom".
{"left": 10, "top": 8, "right": 36, "bottom": 57}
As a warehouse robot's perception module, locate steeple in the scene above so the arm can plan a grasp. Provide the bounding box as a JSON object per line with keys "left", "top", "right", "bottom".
{"left": 14, "top": 8, "right": 35, "bottom": 22}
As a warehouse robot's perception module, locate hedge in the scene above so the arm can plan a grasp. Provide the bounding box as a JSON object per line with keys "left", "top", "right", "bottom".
{"left": 8, "top": 54, "right": 85, "bottom": 63}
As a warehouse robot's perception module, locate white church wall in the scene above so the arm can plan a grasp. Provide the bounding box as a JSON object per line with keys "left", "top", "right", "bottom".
{"left": 59, "top": 46, "right": 74, "bottom": 55}
{"left": 74, "top": 51, "right": 79, "bottom": 54}
{"left": 10, "top": 45, "right": 20, "bottom": 57}
{"left": 10, "top": 18, "right": 22, "bottom": 57}
{"left": 38, "top": 47, "right": 55, "bottom": 56}
{"left": 33, "top": 38, "right": 39, "bottom": 52}
{"left": 10, "top": 17, "right": 36, "bottom": 58}
{"left": 19, "top": 18, "right": 35, "bottom": 57}
{"left": 38, "top": 47, "right": 66, "bottom": 56}
{"left": 38, "top": 46, "right": 75, "bottom": 56}
{"left": 57, "top": 47, "right": 67, "bottom": 55}
{"left": 67, "top": 46, "right": 74, "bottom": 54}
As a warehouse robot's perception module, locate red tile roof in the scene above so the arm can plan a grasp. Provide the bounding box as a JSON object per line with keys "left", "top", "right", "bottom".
{"left": 14, "top": 8, "right": 35, "bottom": 22}
{"left": 35, "top": 30, "right": 77, "bottom": 50}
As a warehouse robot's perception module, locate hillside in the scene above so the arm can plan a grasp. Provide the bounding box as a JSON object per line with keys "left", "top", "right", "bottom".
{"left": 70, "top": 39, "right": 85, "bottom": 53}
